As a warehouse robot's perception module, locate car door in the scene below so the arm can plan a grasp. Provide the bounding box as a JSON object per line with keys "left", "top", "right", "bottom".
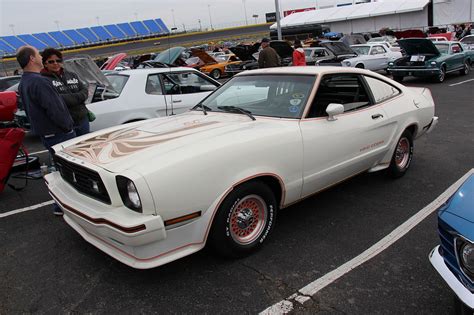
{"left": 368, "top": 45, "right": 389, "bottom": 70}
{"left": 300, "top": 73, "right": 396, "bottom": 197}
{"left": 449, "top": 43, "right": 465, "bottom": 70}
{"left": 159, "top": 71, "right": 219, "bottom": 115}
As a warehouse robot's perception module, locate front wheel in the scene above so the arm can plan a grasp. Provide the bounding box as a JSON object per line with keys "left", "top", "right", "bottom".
{"left": 208, "top": 181, "right": 277, "bottom": 258}
{"left": 388, "top": 130, "right": 413, "bottom": 178}
{"left": 434, "top": 66, "right": 446, "bottom": 83}
{"left": 210, "top": 69, "right": 222, "bottom": 80}
{"left": 355, "top": 63, "right": 364, "bottom": 69}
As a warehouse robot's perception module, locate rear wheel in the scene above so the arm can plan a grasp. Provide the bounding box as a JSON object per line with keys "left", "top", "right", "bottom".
{"left": 208, "top": 181, "right": 277, "bottom": 258}
{"left": 460, "top": 61, "right": 470, "bottom": 75}
{"left": 388, "top": 130, "right": 413, "bottom": 178}
{"left": 210, "top": 69, "right": 222, "bottom": 80}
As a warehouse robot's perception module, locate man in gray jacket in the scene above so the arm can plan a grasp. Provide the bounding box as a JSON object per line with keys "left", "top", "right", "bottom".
{"left": 258, "top": 38, "right": 281, "bottom": 68}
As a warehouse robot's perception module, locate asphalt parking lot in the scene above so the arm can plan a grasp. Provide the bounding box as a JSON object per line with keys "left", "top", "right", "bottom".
{"left": 1, "top": 71, "right": 473, "bottom": 313}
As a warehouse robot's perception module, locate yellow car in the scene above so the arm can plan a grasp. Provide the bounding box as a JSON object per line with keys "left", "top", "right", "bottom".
{"left": 191, "top": 49, "right": 241, "bottom": 80}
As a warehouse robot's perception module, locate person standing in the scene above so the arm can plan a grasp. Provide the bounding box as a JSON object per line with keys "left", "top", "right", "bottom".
{"left": 16, "top": 46, "right": 75, "bottom": 215}
{"left": 41, "top": 48, "right": 90, "bottom": 136}
{"left": 292, "top": 39, "right": 306, "bottom": 66}
{"left": 258, "top": 38, "right": 281, "bottom": 68}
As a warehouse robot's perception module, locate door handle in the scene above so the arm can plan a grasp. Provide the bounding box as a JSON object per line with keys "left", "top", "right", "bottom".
{"left": 172, "top": 100, "right": 182, "bottom": 103}
{"left": 371, "top": 114, "right": 384, "bottom": 119}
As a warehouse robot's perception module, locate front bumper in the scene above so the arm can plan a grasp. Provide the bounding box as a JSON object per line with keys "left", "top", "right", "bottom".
{"left": 388, "top": 68, "right": 440, "bottom": 77}
{"left": 430, "top": 245, "right": 474, "bottom": 309}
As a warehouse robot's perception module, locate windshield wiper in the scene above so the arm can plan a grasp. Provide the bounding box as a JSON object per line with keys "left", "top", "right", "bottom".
{"left": 217, "top": 106, "right": 256, "bottom": 121}
{"left": 192, "top": 104, "right": 212, "bottom": 115}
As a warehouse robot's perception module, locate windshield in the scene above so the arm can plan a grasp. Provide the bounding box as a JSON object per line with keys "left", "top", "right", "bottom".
{"left": 434, "top": 43, "right": 449, "bottom": 54}
{"left": 197, "top": 75, "right": 315, "bottom": 119}
{"left": 461, "top": 36, "right": 474, "bottom": 44}
{"left": 351, "top": 46, "right": 370, "bottom": 55}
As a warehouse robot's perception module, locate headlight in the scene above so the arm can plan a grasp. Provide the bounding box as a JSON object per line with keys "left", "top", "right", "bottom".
{"left": 342, "top": 61, "right": 351, "bottom": 66}
{"left": 430, "top": 61, "right": 437, "bottom": 67}
{"left": 388, "top": 62, "right": 394, "bottom": 66}
{"left": 116, "top": 176, "right": 142, "bottom": 212}
{"left": 461, "top": 242, "right": 474, "bottom": 275}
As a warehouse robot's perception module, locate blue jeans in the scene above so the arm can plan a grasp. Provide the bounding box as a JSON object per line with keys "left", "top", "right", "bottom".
{"left": 74, "top": 117, "right": 90, "bottom": 137}
{"left": 40, "top": 130, "right": 76, "bottom": 214}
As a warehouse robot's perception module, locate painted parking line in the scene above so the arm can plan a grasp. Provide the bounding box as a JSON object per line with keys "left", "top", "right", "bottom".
{"left": 449, "top": 78, "right": 474, "bottom": 87}
{"left": 0, "top": 200, "right": 54, "bottom": 219}
{"left": 260, "top": 168, "right": 474, "bottom": 314}
{"left": 29, "top": 149, "right": 48, "bottom": 155}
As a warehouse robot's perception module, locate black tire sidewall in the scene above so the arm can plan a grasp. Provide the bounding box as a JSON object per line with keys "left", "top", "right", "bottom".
{"left": 209, "top": 181, "right": 277, "bottom": 257}
{"left": 211, "top": 69, "right": 221, "bottom": 79}
{"left": 389, "top": 130, "right": 414, "bottom": 178}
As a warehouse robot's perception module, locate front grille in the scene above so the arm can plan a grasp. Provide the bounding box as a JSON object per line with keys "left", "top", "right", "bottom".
{"left": 54, "top": 155, "right": 111, "bottom": 204}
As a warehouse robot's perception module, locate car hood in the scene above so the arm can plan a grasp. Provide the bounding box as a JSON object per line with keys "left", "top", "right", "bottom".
{"left": 270, "top": 41, "right": 294, "bottom": 58}
{"left": 154, "top": 47, "right": 186, "bottom": 65}
{"left": 190, "top": 49, "right": 217, "bottom": 65}
{"left": 397, "top": 38, "right": 440, "bottom": 56}
{"left": 229, "top": 44, "right": 259, "bottom": 61}
{"left": 320, "top": 41, "right": 356, "bottom": 56}
{"left": 439, "top": 174, "right": 474, "bottom": 239}
{"left": 56, "top": 112, "right": 284, "bottom": 173}
{"left": 100, "top": 53, "right": 127, "bottom": 71}
{"left": 64, "top": 56, "right": 114, "bottom": 91}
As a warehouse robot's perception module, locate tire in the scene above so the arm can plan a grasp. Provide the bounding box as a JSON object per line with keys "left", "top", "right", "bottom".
{"left": 208, "top": 181, "right": 278, "bottom": 258}
{"left": 210, "top": 69, "right": 222, "bottom": 80}
{"left": 393, "top": 75, "right": 404, "bottom": 82}
{"left": 355, "top": 63, "right": 364, "bottom": 69}
{"left": 460, "top": 61, "right": 470, "bottom": 75}
{"left": 388, "top": 130, "right": 413, "bottom": 178}
{"left": 434, "top": 66, "right": 446, "bottom": 83}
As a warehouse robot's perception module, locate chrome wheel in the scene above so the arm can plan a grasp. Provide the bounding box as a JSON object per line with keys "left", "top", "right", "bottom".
{"left": 395, "top": 137, "right": 410, "bottom": 169}
{"left": 438, "top": 67, "right": 446, "bottom": 82}
{"left": 229, "top": 195, "right": 267, "bottom": 245}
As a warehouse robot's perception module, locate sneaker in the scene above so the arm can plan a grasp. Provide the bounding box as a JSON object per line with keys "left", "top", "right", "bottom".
{"left": 53, "top": 209, "right": 64, "bottom": 216}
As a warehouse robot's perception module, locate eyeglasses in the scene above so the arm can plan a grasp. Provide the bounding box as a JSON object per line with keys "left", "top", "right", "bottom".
{"left": 46, "top": 59, "right": 62, "bottom": 64}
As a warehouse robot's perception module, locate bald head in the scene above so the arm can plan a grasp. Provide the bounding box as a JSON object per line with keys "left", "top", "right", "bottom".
{"left": 16, "top": 46, "right": 43, "bottom": 72}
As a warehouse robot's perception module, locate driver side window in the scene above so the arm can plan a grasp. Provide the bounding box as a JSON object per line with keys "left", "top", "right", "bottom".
{"left": 307, "top": 74, "right": 371, "bottom": 118}
{"left": 160, "top": 72, "right": 218, "bottom": 95}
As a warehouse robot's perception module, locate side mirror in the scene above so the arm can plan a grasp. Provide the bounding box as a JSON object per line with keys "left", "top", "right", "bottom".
{"left": 326, "top": 103, "right": 344, "bottom": 121}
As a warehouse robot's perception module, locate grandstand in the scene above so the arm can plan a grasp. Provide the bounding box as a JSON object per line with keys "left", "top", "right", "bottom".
{"left": 0, "top": 18, "right": 169, "bottom": 57}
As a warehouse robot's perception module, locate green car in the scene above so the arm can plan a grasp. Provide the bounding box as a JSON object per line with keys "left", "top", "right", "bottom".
{"left": 388, "top": 38, "right": 472, "bottom": 83}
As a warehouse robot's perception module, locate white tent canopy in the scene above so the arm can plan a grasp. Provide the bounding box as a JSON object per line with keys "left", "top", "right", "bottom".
{"left": 270, "top": 0, "right": 430, "bottom": 30}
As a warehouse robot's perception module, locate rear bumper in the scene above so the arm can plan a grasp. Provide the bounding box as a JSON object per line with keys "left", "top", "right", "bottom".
{"left": 423, "top": 116, "right": 439, "bottom": 134}
{"left": 388, "top": 68, "right": 440, "bottom": 77}
{"left": 430, "top": 246, "right": 474, "bottom": 309}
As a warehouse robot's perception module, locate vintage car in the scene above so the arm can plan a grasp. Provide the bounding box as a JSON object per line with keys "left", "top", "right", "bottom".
{"left": 0, "top": 75, "right": 21, "bottom": 92}
{"left": 430, "top": 173, "right": 474, "bottom": 313}
{"left": 45, "top": 67, "right": 438, "bottom": 269}
{"left": 87, "top": 68, "right": 220, "bottom": 131}
{"left": 303, "top": 47, "right": 331, "bottom": 65}
{"left": 388, "top": 39, "right": 472, "bottom": 83}
{"left": 342, "top": 44, "right": 402, "bottom": 71}
{"left": 191, "top": 49, "right": 241, "bottom": 80}
{"left": 315, "top": 41, "right": 358, "bottom": 66}
{"left": 460, "top": 35, "right": 474, "bottom": 51}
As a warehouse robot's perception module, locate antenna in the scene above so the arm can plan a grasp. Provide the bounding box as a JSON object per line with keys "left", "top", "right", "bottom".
{"left": 169, "top": 27, "right": 178, "bottom": 116}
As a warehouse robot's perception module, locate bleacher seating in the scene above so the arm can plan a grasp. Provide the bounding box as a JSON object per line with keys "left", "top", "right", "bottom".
{"left": 91, "top": 26, "right": 112, "bottom": 41}
{"left": 104, "top": 25, "right": 126, "bottom": 39}
{"left": 17, "top": 35, "right": 48, "bottom": 50}
{"left": 48, "top": 31, "right": 74, "bottom": 47}
{"left": 143, "top": 20, "right": 162, "bottom": 34}
{"left": 63, "top": 30, "right": 89, "bottom": 45}
{"left": 0, "top": 40, "right": 15, "bottom": 54}
{"left": 130, "top": 21, "right": 150, "bottom": 36}
{"left": 0, "top": 17, "right": 169, "bottom": 57}
{"left": 76, "top": 28, "right": 99, "bottom": 43}
{"left": 117, "top": 23, "right": 136, "bottom": 37}
{"left": 33, "top": 33, "right": 59, "bottom": 48}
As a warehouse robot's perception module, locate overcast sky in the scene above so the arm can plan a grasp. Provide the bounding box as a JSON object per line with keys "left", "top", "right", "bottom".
{"left": 0, "top": 0, "right": 329, "bottom": 36}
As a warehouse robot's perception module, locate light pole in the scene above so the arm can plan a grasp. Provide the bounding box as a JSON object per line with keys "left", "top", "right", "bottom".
{"left": 134, "top": 12, "right": 138, "bottom": 20}
{"left": 54, "top": 20, "right": 60, "bottom": 31}
{"left": 8, "top": 24, "right": 15, "bottom": 36}
{"left": 274, "top": 0, "right": 282, "bottom": 40}
{"left": 171, "top": 9, "right": 177, "bottom": 29}
{"left": 207, "top": 4, "right": 214, "bottom": 30}
{"left": 96, "top": 16, "right": 100, "bottom": 26}
{"left": 182, "top": 23, "right": 186, "bottom": 33}
{"left": 252, "top": 14, "right": 259, "bottom": 25}
{"left": 198, "top": 19, "right": 202, "bottom": 32}
{"left": 242, "top": 0, "right": 248, "bottom": 26}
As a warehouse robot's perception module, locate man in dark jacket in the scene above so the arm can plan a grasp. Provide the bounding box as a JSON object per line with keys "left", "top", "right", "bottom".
{"left": 258, "top": 38, "right": 281, "bottom": 68}
{"left": 17, "top": 46, "right": 75, "bottom": 215}
{"left": 41, "top": 48, "right": 89, "bottom": 136}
